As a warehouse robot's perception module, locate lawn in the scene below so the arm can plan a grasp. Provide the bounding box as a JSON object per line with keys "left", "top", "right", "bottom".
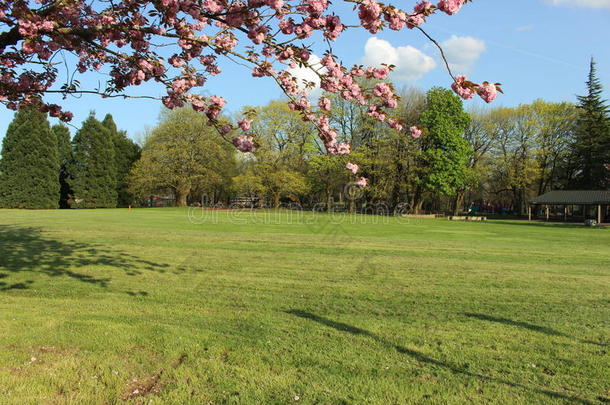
{"left": 0, "top": 208, "right": 608, "bottom": 404}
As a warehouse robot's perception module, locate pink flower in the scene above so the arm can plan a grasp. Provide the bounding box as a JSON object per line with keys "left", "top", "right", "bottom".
{"left": 410, "top": 126, "right": 422, "bottom": 139}
{"left": 220, "top": 124, "right": 232, "bottom": 135}
{"left": 209, "top": 95, "right": 226, "bottom": 107}
{"left": 232, "top": 136, "right": 256, "bottom": 152}
{"left": 451, "top": 75, "right": 475, "bottom": 100}
{"left": 318, "top": 97, "right": 331, "bottom": 111}
{"left": 238, "top": 118, "right": 252, "bottom": 131}
{"left": 437, "top": 0, "right": 465, "bottom": 15}
{"left": 414, "top": 1, "right": 434, "bottom": 14}
{"left": 477, "top": 82, "right": 498, "bottom": 103}
{"left": 355, "top": 177, "right": 369, "bottom": 188}
{"left": 346, "top": 162, "right": 359, "bottom": 174}
{"left": 388, "top": 119, "right": 403, "bottom": 131}
{"left": 335, "top": 143, "right": 351, "bottom": 154}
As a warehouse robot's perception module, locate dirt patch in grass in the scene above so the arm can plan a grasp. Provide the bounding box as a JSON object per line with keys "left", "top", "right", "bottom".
{"left": 122, "top": 354, "right": 187, "bottom": 401}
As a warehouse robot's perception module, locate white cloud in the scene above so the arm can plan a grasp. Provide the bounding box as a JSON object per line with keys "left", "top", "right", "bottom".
{"left": 287, "top": 54, "right": 324, "bottom": 99}
{"left": 440, "top": 35, "right": 486, "bottom": 74}
{"left": 544, "top": 0, "right": 610, "bottom": 8}
{"left": 362, "top": 37, "right": 436, "bottom": 82}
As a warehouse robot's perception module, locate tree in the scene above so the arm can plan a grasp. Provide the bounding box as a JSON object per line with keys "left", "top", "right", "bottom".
{"left": 417, "top": 87, "right": 472, "bottom": 213}
{"left": 530, "top": 100, "right": 576, "bottom": 194}
{"left": 0, "top": 1, "right": 499, "bottom": 173}
{"left": 101, "top": 114, "right": 141, "bottom": 207}
{"left": 0, "top": 109, "right": 59, "bottom": 208}
{"left": 307, "top": 154, "right": 350, "bottom": 212}
{"left": 69, "top": 113, "right": 117, "bottom": 208}
{"left": 53, "top": 123, "right": 73, "bottom": 208}
{"left": 249, "top": 100, "right": 317, "bottom": 172}
{"left": 129, "top": 107, "right": 235, "bottom": 206}
{"left": 232, "top": 169, "right": 266, "bottom": 201}
{"left": 568, "top": 58, "right": 610, "bottom": 189}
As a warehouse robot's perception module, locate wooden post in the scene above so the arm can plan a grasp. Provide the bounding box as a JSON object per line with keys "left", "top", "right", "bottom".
{"left": 528, "top": 205, "right": 532, "bottom": 221}
{"left": 598, "top": 205, "right": 602, "bottom": 224}
{"left": 545, "top": 205, "right": 549, "bottom": 221}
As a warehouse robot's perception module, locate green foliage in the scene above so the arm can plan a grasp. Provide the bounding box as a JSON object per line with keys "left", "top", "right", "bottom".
{"left": 102, "top": 114, "right": 141, "bottom": 207}
{"left": 419, "top": 87, "right": 472, "bottom": 196}
{"left": 569, "top": 58, "right": 610, "bottom": 189}
{"left": 232, "top": 169, "right": 266, "bottom": 199}
{"left": 129, "top": 107, "right": 235, "bottom": 206}
{"left": 0, "top": 108, "right": 59, "bottom": 209}
{"left": 53, "top": 123, "right": 73, "bottom": 209}
{"left": 306, "top": 154, "right": 349, "bottom": 210}
{"left": 69, "top": 112, "right": 118, "bottom": 208}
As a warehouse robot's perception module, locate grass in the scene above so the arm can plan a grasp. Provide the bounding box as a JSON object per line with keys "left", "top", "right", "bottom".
{"left": 0, "top": 207, "right": 608, "bottom": 404}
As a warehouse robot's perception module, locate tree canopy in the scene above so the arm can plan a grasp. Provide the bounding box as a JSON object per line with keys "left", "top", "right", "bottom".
{"left": 0, "top": 108, "right": 59, "bottom": 208}
{"left": 129, "top": 107, "right": 235, "bottom": 206}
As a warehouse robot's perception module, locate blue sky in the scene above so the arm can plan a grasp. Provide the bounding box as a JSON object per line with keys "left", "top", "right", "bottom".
{"left": 1, "top": 0, "right": 609, "bottom": 141}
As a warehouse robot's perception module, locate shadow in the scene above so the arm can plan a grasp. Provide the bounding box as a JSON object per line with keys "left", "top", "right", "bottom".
{"left": 483, "top": 220, "right": 599, "bottom": 229}
{"left": 464, "top": 313, "right": 565, "bottom": 336}
{"left": 465, "top": 313, "right": 607, "bottom": 347}
{"left": 0, "top": 225, "right": 169, "bottom": 291}
{"left": 286, "top": 309, "right": 597, "bottom": 405}
{"left": 126, "top": 290, "right": 149, "bottom": 297}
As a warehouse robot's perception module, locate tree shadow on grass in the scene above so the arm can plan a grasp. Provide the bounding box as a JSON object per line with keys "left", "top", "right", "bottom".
{"left": 464, "top": 312, "right": 607, "bottom": 347}
{"left": 484, "top": 220, "right": 596, "bottom": 229}
{"left": 286, "top": 309, "right": 597, "bottom": 405}
{"left": 0, "top": 225, "right": 169, "bottom": 291}
{"left": 464, "top": 313, "right": 565, "bottom": 336}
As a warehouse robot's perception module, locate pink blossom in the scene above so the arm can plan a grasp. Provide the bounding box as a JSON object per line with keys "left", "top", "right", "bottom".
{"left": 238, "top": 118, "right": 252, "bottom": 131}
{"left": 437, "top": 0, "right": 465, "bottom": 15}
{"left": 232, "top": 136, "right": 256, "bottom": 152}
{"left": 477, "top": 82, "right": 498, "bottom": 103}
{"left": 220, "top": 124, "right": 233, "bottom": 135}
{"left": 334, "top": 143, "right": 351, "bottom": 154}
{"left": 355, "top": 177, "right": 369, "bottom": 188}
{"left": 451, "top": 75, "right": 475, "bottom": 100}
{"left": 388, "top": 119, "right": 403, "bottom": 131}
{"left": 318, "top": 97, "right": 331, "bottom": 111}
{"left": 410, "top": 126, "right": 422, "bottom": 139}
{"left": 414, "top": 1, "right": 434, "bottom": 14}
{"left": 346, "top": 162, "right": 359, "bottom": 174}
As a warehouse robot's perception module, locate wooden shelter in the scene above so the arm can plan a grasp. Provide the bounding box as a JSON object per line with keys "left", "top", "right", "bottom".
{"left": 529, "top": 190, "right": 610, "bottom": 223}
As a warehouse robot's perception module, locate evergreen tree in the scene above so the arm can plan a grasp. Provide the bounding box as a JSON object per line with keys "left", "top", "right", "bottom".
{"left": 101, "top": 114, "right": 141, "bottom": 207}
{"left": 53, "top": 124, "right": 73, "bottom": 208}
{"left": 69, "top": 112, "right": 117, "bottom": 208}
{"left": 0, "top": 109, "right": 59, "bottom": 209}
{"left": 569, "top": 58, "right": 610, "bottom": 189}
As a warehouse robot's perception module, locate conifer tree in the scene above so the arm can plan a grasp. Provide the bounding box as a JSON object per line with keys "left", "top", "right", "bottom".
{"left": 0, "top": 108, "right": 59, "bottom": 208}
{"left": 101, "top": 114, "right": 141, "bottom": 207}
{"left": 569, "top": 58, "right": 610, "bottom": 189}
{"left": 69, "top": 112, "right": 117, "bottom": 208}
{"left": 53, "top": 123, "right": 73, "bottom": 208}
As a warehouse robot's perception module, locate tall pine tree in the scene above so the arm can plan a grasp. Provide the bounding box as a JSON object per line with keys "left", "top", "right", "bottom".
{"left": 101, "top": 114, "right": 141, "bottom": 207}
{"left": 0, "top": 109, "right": 59, "bottom": 209}
{"left": 53, "top": 123, "right": 73, "bottom": 208}
{"left": 69, "top": 112, "right": 117, "bottom": 208}
{"left": 569, "top": 58, "right": 610, "bottom": 189}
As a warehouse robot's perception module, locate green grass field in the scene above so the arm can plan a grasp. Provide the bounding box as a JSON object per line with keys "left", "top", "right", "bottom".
{"left": 0, "top": 208, "right": 608, "bottom": 404}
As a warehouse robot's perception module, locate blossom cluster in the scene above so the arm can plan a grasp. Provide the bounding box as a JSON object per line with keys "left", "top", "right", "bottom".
{"left": 0, "top": 0, "right": 492, "bottom": 176}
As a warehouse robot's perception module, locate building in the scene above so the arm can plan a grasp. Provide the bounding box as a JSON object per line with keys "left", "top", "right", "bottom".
{"left": 529, "top": 190, "right": 610, "bottom": 223}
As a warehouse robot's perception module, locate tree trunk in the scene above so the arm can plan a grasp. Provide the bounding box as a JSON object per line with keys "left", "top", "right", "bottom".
{"left": 273, "top": 193, "right": 280, "bottom": 208}
{"left": 454, "top": 191, "right": 465, "bottom": 216}
{"left": 326, "top": 191, "right": 333, "bottom": 213}
{"left": 175, "top": 184, "right": 191, "bottom": 207}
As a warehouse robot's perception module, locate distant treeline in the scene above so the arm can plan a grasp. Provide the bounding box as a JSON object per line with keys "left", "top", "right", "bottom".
{"left": 1, "top": 60, "right": 608, "bottom": 213}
